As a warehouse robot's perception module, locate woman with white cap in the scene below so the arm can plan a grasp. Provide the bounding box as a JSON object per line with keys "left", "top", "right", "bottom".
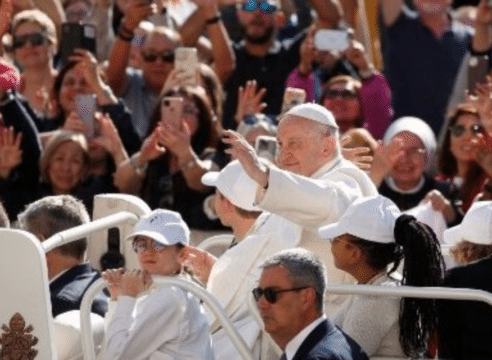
{"left": 318, "top": 195, "right": 444, "bottom": 358}
{"left": 437, "top": 201, "right": 492, "bottom": 359}
{"left": 370, "top": 116, "right": 460, "bottom": 224}
{"left": 100, "top": 209, "right": 215, "bottom": 360}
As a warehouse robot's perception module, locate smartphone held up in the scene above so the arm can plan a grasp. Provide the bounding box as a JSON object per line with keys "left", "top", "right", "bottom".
{"left": 75, "top": 94, "right": 97, "bottom": 139}
{"left": 161, "top": 97, "right": 184, "bottom": 129}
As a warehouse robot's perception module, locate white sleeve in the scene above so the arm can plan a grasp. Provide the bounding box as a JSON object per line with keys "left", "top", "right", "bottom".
{"left": 103, "top": 288, "right": 185, "bottom": 360}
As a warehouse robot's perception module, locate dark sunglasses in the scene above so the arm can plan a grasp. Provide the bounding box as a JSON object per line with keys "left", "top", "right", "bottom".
{"left": 12, "top": 32, "right": 47, "bottom": 49}
{"left": 241, "top": 0, "right": 277, "bottom": 14}
{"left": 252, "top": 286, "right": 308, "bottom": 304}
{"left": 141, "top": 51, "right": 175, "bottom": 63}
{"left": 449, "top": 123, "right": 484, "bottom": 137}
{"left": 132, "top": 238, "right": 167, "bottom": 254}
{"left": 325, "top": 89, "right": 358, "bottom": 100}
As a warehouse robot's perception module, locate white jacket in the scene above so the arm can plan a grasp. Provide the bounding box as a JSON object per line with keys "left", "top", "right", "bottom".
{"left": 257, "top": 155, "right": 378, "bottom": 315}
{"left": 207, "top": 212, "right": 301, "bottom": 360}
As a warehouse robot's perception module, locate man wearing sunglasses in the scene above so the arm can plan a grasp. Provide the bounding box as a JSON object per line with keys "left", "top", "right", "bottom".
{"left": 255, "top": 249, "right": 369, "bottom": 360}
{"left": 184, "top": 160, "right": 299, "bottom": 360}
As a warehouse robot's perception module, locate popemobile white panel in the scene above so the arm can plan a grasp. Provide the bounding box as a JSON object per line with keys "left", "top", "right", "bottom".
{"left": 0, "top": 228, "right": 56, "bottom": 359}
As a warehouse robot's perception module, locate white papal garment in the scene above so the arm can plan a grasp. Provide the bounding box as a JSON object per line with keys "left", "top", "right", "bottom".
{"left": 207, "top": 212, "right": 301, "bottom": 360}
{"left": 256, "top": 155, "right": 378, "bottom": 315}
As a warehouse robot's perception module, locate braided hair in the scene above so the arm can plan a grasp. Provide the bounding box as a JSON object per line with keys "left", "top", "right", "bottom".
{"left": 394, "top": 214, "right": 444, "bottom": 358}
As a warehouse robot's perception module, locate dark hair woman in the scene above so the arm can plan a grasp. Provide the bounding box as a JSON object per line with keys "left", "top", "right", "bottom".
{"left": 319, "top": 195, "right": 444, "bottom": 358}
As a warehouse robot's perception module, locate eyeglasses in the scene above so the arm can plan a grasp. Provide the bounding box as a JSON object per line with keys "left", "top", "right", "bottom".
{"left": 401, "top": 147, "right": 426, "bottom": 161}
{"left": 325, "top": 89, "right": 358, "bottom": 100}
{"left": 141, "top": 51, "right": 175, "bottom": 63}
{"left": 241, "top": 0, "right": 277, "bottom": 14}
{"left": 132, "top": 238, "right": 167, "bottom": 254}
{"left": 12, "top": 33, "right": 47, "bottom": 49}
{"left": 449, "top": 123, "right": 484, "bottom": 137}
{"left": 252, "top": 286, "right": 309, "bottom": 304}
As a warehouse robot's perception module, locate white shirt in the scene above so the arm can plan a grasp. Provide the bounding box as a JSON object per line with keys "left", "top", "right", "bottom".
{"left": 284, "top": 316, "right": 327, "bottom": 360}
{"left": 102, "top": 277, "right": 215, "bottom": 360}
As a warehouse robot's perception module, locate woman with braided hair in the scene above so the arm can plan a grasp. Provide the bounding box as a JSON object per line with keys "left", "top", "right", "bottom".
{"left": 318, "top": 195, "right": 444, "bottom": 358}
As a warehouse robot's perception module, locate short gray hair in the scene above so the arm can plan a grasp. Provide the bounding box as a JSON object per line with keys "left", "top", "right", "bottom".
{"left": 261, "top": 248, "right": 326, "bottom": 313}
{"left": 17, "top": 195, "right": 90, "bottom": 259}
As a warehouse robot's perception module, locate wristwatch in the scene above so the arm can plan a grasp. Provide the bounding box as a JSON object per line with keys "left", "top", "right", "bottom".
{"left": 236, "top": 114, "right": 259, "bottom": 137}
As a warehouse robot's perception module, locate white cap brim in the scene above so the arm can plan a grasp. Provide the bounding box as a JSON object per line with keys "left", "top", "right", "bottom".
{"left": 318, "top": 222, "right": 344, "bottom": 240}
{"left": 443, "top": 225, "right": 462, "bottom": 246}
{"left": 125, "top": 230, "right": 173, "bottom": 246}
{"left": 201, "top": 171, "right": 220, "bottom": 187}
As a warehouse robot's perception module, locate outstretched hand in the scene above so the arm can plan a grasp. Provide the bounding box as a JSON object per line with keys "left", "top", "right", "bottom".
{"left": 222, "top": 130, "right": 269, "bottom": 188}
{"left": 0, "top": 126, "right": 23, "bottom": 179}
{"left": 234, "top": 80, "right": 267, "bottom": 125}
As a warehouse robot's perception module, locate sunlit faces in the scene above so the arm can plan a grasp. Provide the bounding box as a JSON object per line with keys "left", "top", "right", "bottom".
{"left": 449, "top": 114, "right": 483, "bottom": 163}
{"left": 322, "top": 82, "right": 361, "bottom": 133}
{"left": 13, "top": 22, "right": 53, "bottom": 69}
{"left": 256, "top": 265, "right": 307, "bottom": 345}
{"left": 413, "top": 0, "right": 452, "bottom": 14}
{"left": 140, "top": 33, "right": 177, "bottom": 90}
{"left": 389, "top": 132, "right": 426, "bottom": 190}
{"left": 133, "top": 235, "right": 183, "bottom": 276}
{"left": 276, "top": 116, "right": 335, "bottom": 177}
{"left": 59, "top": 67, "right": 92, "bottom": 113}
{"left": 48, "top": 141, "right": 87, "bottom": 194}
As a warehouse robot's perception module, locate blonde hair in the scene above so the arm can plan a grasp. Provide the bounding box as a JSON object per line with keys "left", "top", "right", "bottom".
{"left": 11, "top": 9, "right": 57, "bottom": 46}
{"left": 39, "top": 131, "right": 89, "bottom": 183}
{"left": 450, "top": 240, "right": 492, "bottom": 265}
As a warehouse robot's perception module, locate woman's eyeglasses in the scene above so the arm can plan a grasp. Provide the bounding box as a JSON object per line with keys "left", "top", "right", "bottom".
{"left": 325, "top": 89, "right": 358, "bottom": 100}
{"left": 252, "top": 286, "right": 308, "bottom": 304}
{"left": 449, "top": 123, "right": 484, "bottom": 137}
{"left": 241, "top": 0, "right": 277, "bottom": 14}
{"left": 141, "top": 51, "right": 175, "bottom": 63}
{"left": 12, "top": 33, "right": 47, "bottom": 49}
{"left": 132, "top": 238, "right": 167, "bottom": 254}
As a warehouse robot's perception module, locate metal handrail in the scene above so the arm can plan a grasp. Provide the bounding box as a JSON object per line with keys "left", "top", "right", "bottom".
{"left": 324, "top": 283, "right": 492, "bottom": 307}
{"left": 80, "top": 276, "right": 254, "bottom": 360}
{"left": 42, "top": 212, "right": 139, "bottom": 253}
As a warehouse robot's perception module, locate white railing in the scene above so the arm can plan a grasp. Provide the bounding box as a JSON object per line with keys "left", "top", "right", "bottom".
{"left": 80, "top": 276, "right": 254, "bottom": 360}
{"left": 42, "top": 211, "right": 139, "bottom": 253}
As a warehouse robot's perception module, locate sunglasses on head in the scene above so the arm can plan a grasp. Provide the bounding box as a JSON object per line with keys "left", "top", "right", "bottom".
{"left": 241, "top": 0, "right": 277, "bottom": 14}
{"left": 132, "top": 238, "right": 167, "bottom": 254}
{"left": 449, "top": 123, "right": 484, "bottom": 137}
{"left": 325, "top": 89, "right": 358, "bottom": 100}
{"left": 141, "top": 51, "right": 175, "bottom": 63}
{"left": 12, "top": 32, "right": 47, "bottom": 49}
{"left": 252, "top": 286, "right": 308, "bottom": 304}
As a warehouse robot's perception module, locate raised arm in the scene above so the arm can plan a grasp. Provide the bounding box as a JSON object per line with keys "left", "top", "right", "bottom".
{"left": 379, "top": 0, "right": 404, "bottom": 27}
{"left": 106, "top": 1, "right": 153, "bottom": 96}
{"left": 179, "top": 0, "right": 235, "bottom": 83}
{"left": 307, "top": 0, "right": 342, "bottom": 29}
{"left": 473, "top": 0, "right": 492, "bottom": 53}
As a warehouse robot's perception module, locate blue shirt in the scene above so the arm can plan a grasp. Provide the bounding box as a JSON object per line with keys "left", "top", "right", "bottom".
{"left": 383, "top": 6, "right": 473, "bottom": 135}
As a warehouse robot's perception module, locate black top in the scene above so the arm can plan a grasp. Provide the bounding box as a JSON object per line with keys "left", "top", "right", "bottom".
{"left": 222, "top": 31, "right": 306, "bottom": 130}
{"left": 437, "top": 256, "right": 492, "bottom": 360}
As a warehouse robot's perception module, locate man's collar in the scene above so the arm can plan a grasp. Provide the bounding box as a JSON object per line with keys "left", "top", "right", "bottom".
{"left": 284, "top": 316, "right": 326, "bottom": 360}
{"left": 310, "top": 154, "right": 342, "bottom": 179}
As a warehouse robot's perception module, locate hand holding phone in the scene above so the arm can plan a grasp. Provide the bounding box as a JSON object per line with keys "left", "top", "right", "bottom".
{"left": 280, "top": 87, "right": 306, "bottom": 115}
{"left": 75, "top": 94, "right": 97, "bottom": 138}
{"left": 174, "top": 47, "right": 199, "bottom": 86}
{"left": 160, "top": 97, "right": 184, "bottom": 129}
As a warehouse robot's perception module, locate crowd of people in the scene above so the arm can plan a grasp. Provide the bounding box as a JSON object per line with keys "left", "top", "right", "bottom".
{"left": 2, "top": 0, "right": 492, "bottom": 359}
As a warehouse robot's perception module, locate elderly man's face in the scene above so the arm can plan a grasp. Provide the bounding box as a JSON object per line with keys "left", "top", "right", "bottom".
{"left": 256, "top": 265, "right": 306, "bottom": 348}
{"left": 140, "top": 33, "right": 177, "bottom": 90}
{"left": 276, "top": 116, "right": 335, "bottom": 177}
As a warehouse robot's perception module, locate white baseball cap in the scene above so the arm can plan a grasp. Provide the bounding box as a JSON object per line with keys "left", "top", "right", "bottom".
{"left": 443, "top": 201, "right": 492, "bottom": 245}
{"left": 125, "top": 209, "right": 190, "bottom": 246}
{"left": 283, "top": 103, "right": 338, "bottom": 128}
{"left": 201, "top": 160, "right": 259, "bottom": 211}
{"left": 319, "top": 195, "right": 401, "bottom": 243}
